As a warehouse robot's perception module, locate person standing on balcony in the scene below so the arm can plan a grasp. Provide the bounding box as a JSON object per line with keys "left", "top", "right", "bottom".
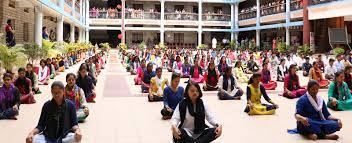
{"left": 212, "top": 37, "right": 217, "bottom": 49}
{"left": 42, "top": 27, "right": 49, "bottom": 40}
{"left": 5, "top": 19, "right": 15, "bottom": 47}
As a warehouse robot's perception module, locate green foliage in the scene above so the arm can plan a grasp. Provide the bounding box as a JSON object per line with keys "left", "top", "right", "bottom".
{"left": 262, "top": 42, "right": 271, "bottom": 51}
{"left": 277, "top": 42, "right": 292, "bottom": 54}
{"left": 23, "top": 43, "right": 46, "bottom": 64}
{"left": 158, "top": 42, "right": 167, "bottom": 50}
{"left": 333, "top": 47, "right": 345, "bottom": 56}
{"left": 100, "top": 43, "right": 110, "bottom": 50}
{"left": 215, "top": 44, "right": 222, "bottom": 51}
{"left": 197, "top": 44, "right": 208, "bottom": 50}
{"left": 118, "top": 43, "right": 127, "bottom": 50}
{"left": 138, "top": 41, "right": 146, "bottom": 50}
{"left": 248, "top": 40, "right": 257, "bottom": 51}
{"left": 53, "top": 41, "right": 69, "bottom": 54}
{"left": 297, "top": 44, "right": 311, "bottom": 56}
{"left": 0, "top": 45, "right": 28, "bottom": 72}
{"left": 229, "top": 40, "right": 237, "bottom": 50}
{"left": 0, "top": 32, "right": 5, "bottom": 45}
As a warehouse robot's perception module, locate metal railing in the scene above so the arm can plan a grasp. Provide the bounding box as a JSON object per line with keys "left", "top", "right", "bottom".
{"left": 310, "top": 0, "right": 339, "bottom": 5}
{"left": 89, "top": 11, "right": 122, "bottom": 19}
{"left": 202, "top": 13, "right": 231, "bottom": 21}
{"left": 260, "top": 3, "right": 285, "bottom": 16}
{"left": 165, "top": 13, "right": 198, "bottom": 21}
{"left": 51, "top": 0, "right": 59, "bottom": 6}
{"left": 125, "top": 12, "right": 161, "bottom": 20}
{"left": 64, "top": 0, "right": 72, "bottom": 7}
{"left": 239, "top": 10, "right": 257, "bottom": 20}
{"left": 75, "top": 3, "right": 80, "bottom": 12}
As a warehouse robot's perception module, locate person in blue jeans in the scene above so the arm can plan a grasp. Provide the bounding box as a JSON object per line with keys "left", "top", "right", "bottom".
{"left": 295, "top": 80, "right": 342, "bottom": 140}
{"left": 26, "top": 81, "right": 82, "bottom": 143}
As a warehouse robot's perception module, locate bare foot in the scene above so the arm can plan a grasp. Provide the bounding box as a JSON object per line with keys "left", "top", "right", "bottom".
{"left": 324, "top": 134, "right": 339, "bottom": 140}
{"left": 307, "top": 134, "right": 318, "bottom": 140}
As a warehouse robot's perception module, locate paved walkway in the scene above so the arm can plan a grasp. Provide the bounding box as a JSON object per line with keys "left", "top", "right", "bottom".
{"left": 1, "top": 50, "right": 351, "bottom": 143}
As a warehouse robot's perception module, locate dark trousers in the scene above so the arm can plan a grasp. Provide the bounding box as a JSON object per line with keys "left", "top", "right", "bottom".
{"left": 161, "top": 108, "right": 174, "bottom": 117}
{"left": 148, "top": 94, "right": 163, "bottom": 102}
{"left": 173, "top": 128, "right": 217, "bottom": 143}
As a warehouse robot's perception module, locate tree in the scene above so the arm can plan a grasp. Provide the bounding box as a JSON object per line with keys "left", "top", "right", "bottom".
{"left": 23, "top": 43, "right": 43, "bottom": 64}
{"left": 0, "top": 45, "right": 28, "bottom": 73}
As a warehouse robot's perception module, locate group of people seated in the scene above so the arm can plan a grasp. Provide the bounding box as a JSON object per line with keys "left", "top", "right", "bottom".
{"left": 119, "top": 46, "right": 352, "bottom": 141}
{"left": 0, "top": 47, "right": 107, "bottom": 143}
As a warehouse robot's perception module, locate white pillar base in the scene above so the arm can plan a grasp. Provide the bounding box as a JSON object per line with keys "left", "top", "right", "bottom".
{"left": 70, "top": 25, "right": 75, "bottom": 43}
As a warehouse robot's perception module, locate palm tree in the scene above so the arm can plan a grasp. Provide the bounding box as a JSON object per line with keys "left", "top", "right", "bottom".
{"left": 0, "top": 45, "right": 28, "bottom": 73}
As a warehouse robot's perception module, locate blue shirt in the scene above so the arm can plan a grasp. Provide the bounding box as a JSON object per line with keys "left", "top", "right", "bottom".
{"left": 142, "top": 70, "right": 156, "bottom": 84}
{"left": 296, "top": 94, "right": 331, "bottom": 121}
{"left": 163, "top": 86, "right": 184, "bottom": 110}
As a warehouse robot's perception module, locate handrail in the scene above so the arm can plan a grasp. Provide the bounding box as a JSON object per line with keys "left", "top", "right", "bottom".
{"left": 164, "top": 13, "right": 198, "bottom": 21}
{"left": 125, "top": 12, "right": 161, "bottom": 20}
{"left": 202, "top": 13, "right": 231, "bottom": 21}
{"left": 89, "top": 11, "right": 122, "bottom": 19}
{"left": 310, "top": 0, "right": 338, "bottom": 5}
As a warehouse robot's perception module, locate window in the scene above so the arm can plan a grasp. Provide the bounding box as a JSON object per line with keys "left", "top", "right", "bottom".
{"left": 9, "top": 0, "right": 16, "bottom": 8}
{"left": 174, "top": 33, "right": 184, "bottom": 43}
{"left": 132, "top": 32, "right": 143, "bottom": 43}
{"left": 23, "top": 23, "right": 29, "bottom": 42}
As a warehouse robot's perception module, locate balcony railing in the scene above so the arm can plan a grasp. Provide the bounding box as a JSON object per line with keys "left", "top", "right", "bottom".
{"left": 202, "top": 13, "right": 231, "bottom": 21}
{"left": 165, "top": 13, "right": 198, "bottom": 21}
{"left": 125, "top": 12, "right": 161, "bottom": 20}
{"left": 239, "top": 10, "right": 257, "bottom": 20}
{"left": 51, "top": 0, "right": 59, "bottom": 6}
{"left": 291, "top": 0, "right": 303, "bottom": 10}
{"left": 89, "top": 11, "right": 122, "bottom": 19}
{"left": 310, "top": 0, "right": 339, "bottom": 5}
{"left": 65, "top": 0, "right": 72, "bottom": 7}
{"left": 260, "top": 3, "right": 285, "bottom": 16}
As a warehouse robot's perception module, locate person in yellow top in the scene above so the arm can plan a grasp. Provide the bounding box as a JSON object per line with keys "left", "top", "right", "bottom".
{"left": 233, "top": 61, "right": 249, "bottom": 83}
{"left": 244, "top": 73, "right": 279, "bottom": 115}
{"left": 149, "top": 67, "right": 169, "bottom": 102}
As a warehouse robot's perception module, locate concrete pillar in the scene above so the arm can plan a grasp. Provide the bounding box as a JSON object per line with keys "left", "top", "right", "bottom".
{"left": 234, "top": 3, "right": 239, "bottom": 43}
{"left": 34, "top": 5, "right": 43, "bottom": 47}
{"left": 78, "top": 29, "right": 82, "bottom": 43}
{"left": 256, "top": 29, "right": 260, "bottom": 47}
{"left": 231, "top": 4, "right": 234, "bottom": 41}
{"left": 121, "top": 0, "right": 126, "bottom": 44}
{"left": 198, "top": 0, "right": 202, "bottom": 45}
{"left": 303, "top": 0, "right": 310, "bottom": 45}
{"left": 256, "top": 0, "right": 260, "bottom": 27}
{"left": 160, "top": 0, "right": 165, "bottom": 44}
{"left": 286, "top": 0, "right": 291, "bottom": 46}
{"left": 86, "top": 29, "right": 89, "bottom": 42}
{"left": 56, "top": 16, "right": 64, "bottom": 42}
{"left": 86, "top": 0, "right": 89, "bottom": 26}
{"left": 79, "top": 0, "right": 82, "bottom": 21}
{"left": 72, "top": 0, "right": 76, "bottom": 15}
{"left": 70, "top": 25, "right": 75, "bottom": 43}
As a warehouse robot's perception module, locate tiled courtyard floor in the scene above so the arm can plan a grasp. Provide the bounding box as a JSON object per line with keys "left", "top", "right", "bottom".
{"left": 0, "top": 50, "right": 351, "bottom": 143}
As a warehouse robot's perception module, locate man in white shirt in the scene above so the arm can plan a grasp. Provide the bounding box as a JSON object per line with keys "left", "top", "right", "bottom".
{"left": 325, "top": 58, "right": 336, "bottom": 80}
{"left": 334, "top": 55, "right": 344, "bottom": 73}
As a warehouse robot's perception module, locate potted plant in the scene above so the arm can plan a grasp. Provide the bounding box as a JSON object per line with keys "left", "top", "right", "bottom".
{"left": 118, "top": 43, "right": 127, "bottom": 51}
{"left": 333, "top": 47, "right": 345, "bottom": 56}
{"left": 0, "top": 45, "right": 28, "bottom": 73}
{"left": 277, "top": 42, "right": 292, "bottom": 54}
{"left": 229, "top": 40, "right": 237, "bottom": 50}
{"left": 297, "top": 44, "right": 312, "bottom": 57}
{"left": 158, "top": 42, "right": 167, "bottom": 50}
{"left": 197, "top": 44, "right": 208, "bottom": 50}
{"left": 138, "top": 41, "right": 147, "bottom": 50}
{"left": 23, "top": 43, "right": 43, "bottom": 64}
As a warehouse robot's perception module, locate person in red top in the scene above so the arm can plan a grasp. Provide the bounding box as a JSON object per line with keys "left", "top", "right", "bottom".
{"left": 5, "top": 19, "right": 15, "bottom": 47}
{"left": 14, "top": 68, "right": 36, "bottom": 104}
{"left": 203, "top": 62, "right": 219, "bottom": 91}
{"left": 261, "top": 62, "right": 277, "bottom": 90}
{"left": 316, "top": 55, "right": 325, "bottom": 72}
{"left": 282, "top": 65, "right": 307, "bottom": 99}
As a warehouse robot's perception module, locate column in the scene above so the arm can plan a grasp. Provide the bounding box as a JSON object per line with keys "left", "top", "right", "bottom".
{"left": 72, "top": 0, "right": 76, "bottom": 16}
{"left": 198, "top": 0, "right": 202, "bottom": 45}
{"left": 78, "top": 29, "right": 82, "bottom": 43}
{"left": 70, "top": 25, "right": 75, "bottom": 43}
{"left": 256, "top": 29, "right": 260, "bottom": 47}
{"left": 122, "top": 0, "right": 126, "bottom": 44}
{"left": 286, "top": 0, "right": 291, "bottom": 46}
{"left": 34, "top": 5, "right": 43, "bottom": 47}
{"left": 86, "top": 0, "right": 89, "bottom": 26}
{"left": 234, "top": 3, "right": 239, "bottom": 42}
{"left": 256, "top": 0, "right": 260, "bottom": 47}
{"left": 160, "top": 0, "right": 165, "bottom": 43}
{"left": 303, "top": 0, "right": 310, "bottom": 45}
{"left": 231, "top": 4, "right": 235, "bottom": 41}
{"left": 56, "top": 16, "right": 64, "bottom": 42}
{"left": 86, "top": 29, "right": 89, "bottom": 42}
{"left": 79, "top": 0, "right": 83, "bottom": 21}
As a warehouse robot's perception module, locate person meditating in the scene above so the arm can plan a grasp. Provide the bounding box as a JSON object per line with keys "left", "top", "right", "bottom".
{"left": 65, "top": 73, "right": 89, "bottom": 122}
{"left": 181, "top": 56, "right": 191, "bottom": 78}
{"left": 244, "top": 73, "right": 279, "bottom": 115}
{"left": 245, "top": 56, "right": 259, "bottom": 74}
{"left": 324, "top": 58, "right": 336, "bottom": 81}
{"left": 344, "top": 66, "right": 352, "bottom": 91}
{"left": 295, "top": 80, "right": 342, "bottom": 140}
{"left": 0, "top": 73, "right": 20, "bottom": 120}
{"left": 171, "top": 81, "right": 222, "bottom": 143}
{"left": 141, "top": 63, "right": 156, "bottom": 93}
{"left": 302, "top": 57, "right": 312, "bottom": 77}
{"left": 76, "top": 63, "right": 96, "bottom": 103}
{"left": 149, "top": 67, "right": 168, "bottom": 102}
{"left": 218, "top": 56, "right": 228, "bottom": 75}
{"left": 15, "top": 68, "right": 36, "bottom": 104}
{"left": 38, "top": 59, "right": 50, "bottom": 85}
{"left": 26, "top": 81, "right": 82, "bottom": 143}
{"left": 134, "top": 59, "right": 146, "bottom": 85}
{"left": 277, "top": 59, "right": 287, "bottom": 82}
{"left": 171, "top": 56, "right": 183, "bottom": 73}
{"left": 261, "top": 62, "right": 277, "bottom": 90}
{"left": 327, "top": 71, "right": 352, "bottom": 111}
{"left": 309, "top": 62, "right": 330, "bottom": 88}
{"left": 283, "top": 65, "right": 307, "bottom": 99}
{"left": 217, "top": 67, "right": 243, "bottom": 100}
{"left": 189, "top": 59, "right": 204, "bottom": 83}
{"left": 233, "top": 61, "right": 249, "bottom": 83}
{"left": 26, "top": 63, "right": 41, "bottom": 94}
{"left": 203, "top": 62, "right": 220, "bottom": 91}
{"left": 161, "top": 73, "right": 184, "bottom": 120}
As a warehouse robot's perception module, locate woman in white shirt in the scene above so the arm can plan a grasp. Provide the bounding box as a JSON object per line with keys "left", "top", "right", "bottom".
{"left": 217, "top": 67, "right": 243, "bottom": 100}
{"left": 171, "top": 81, "right": 222, "bottom": 143}
{"left": 277, "top": 59, "right": 287, "bottom": 82}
